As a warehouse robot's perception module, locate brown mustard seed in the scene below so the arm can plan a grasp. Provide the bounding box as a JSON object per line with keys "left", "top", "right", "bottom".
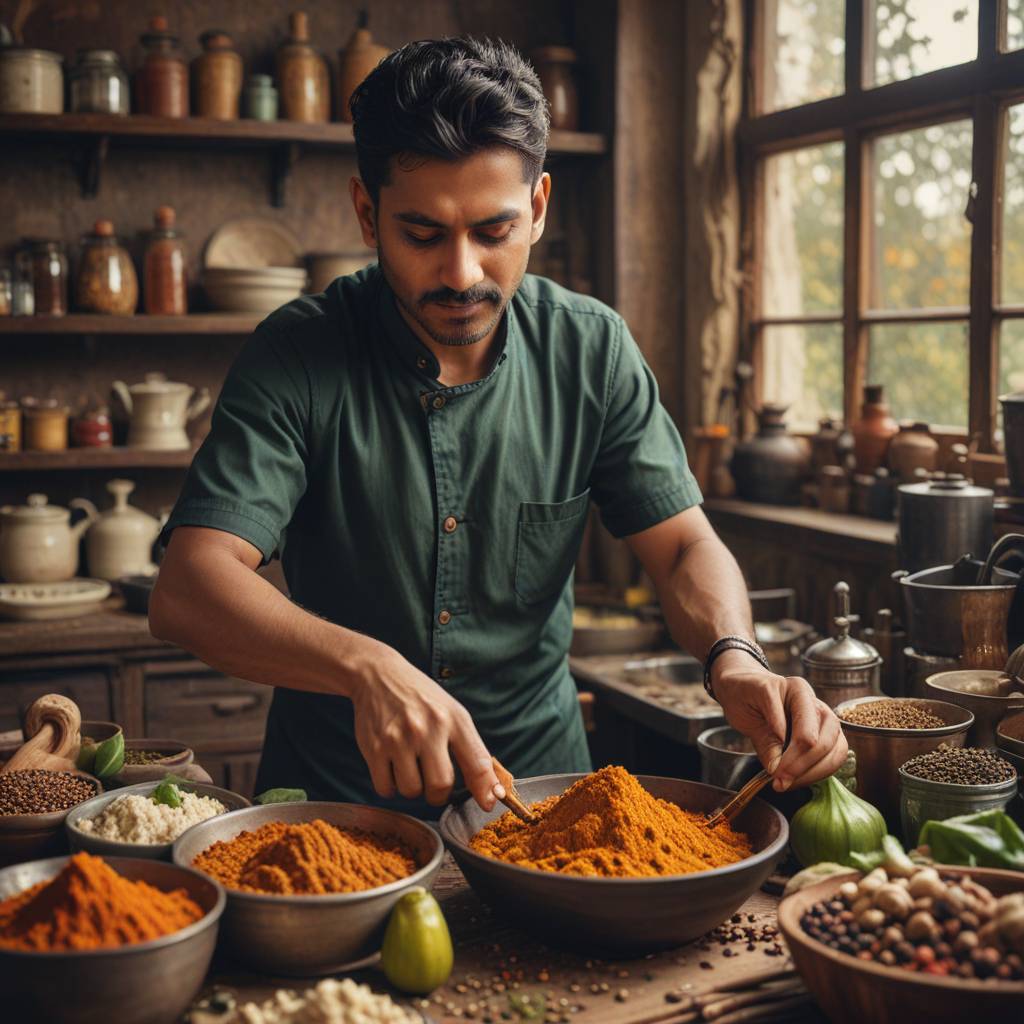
{"left": 0, "top": 769, "right": 97, "bottom": 815}
{"left": 840, "top": 700, "right": 945, "bottom": 730}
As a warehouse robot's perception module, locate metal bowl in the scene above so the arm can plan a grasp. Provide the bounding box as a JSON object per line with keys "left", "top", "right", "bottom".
{"left": 0, "top": 854, "right": 224, "bottom": 1024}
{"left": 924, "top": 670, "right": 1024, "bottom": 749}
{"left": 997, "top": 710, "right": 1024, "bottom": 757}
{"left": 835, "top": 695, "right": 974, "bottom": 830}
{"left": 172, "top": 801, "right": 443, "bottom": 975}
{"left": 66, "top": 781, "right": 250, "bottom": 860}
{"left": 439, "top": 774, "right": 788, "bottom": 954}
{"left": 696, "top": 726, "right": 760, "bottom": 791}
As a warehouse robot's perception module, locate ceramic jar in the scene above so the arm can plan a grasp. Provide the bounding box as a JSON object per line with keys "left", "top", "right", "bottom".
{"left": 21, "top": 397, "right": 68, "bottom": 452}
{"left": 336, "top": 11, "right": 389, "bottom": 122}
{"left": 135, "top": 15, "right": 188, "bottom": 118}
{"left": 76, "top": 221, "right": 138, "bottom": 316}
{"left": 0, "top": 48, "right": 63, "bottom": 113}
{"left": 730, "top": 403, "right": 811, "bottom": 505}
{"left": 888, "top": 421, "right": 939, "bottom": 483}
{"left": 192, "top": 30, "right": 242, "bottom": 120}
{"left": 852, "top": 383, "right": 898, "bottom": 473}
{"left": 0, "top": 493, "right": 98, "bottom": 583}
{"left": 243, "top": 74, "right": 278, "bottom": 121}
{"left": 276, "top": 11, "right": 329, "bottom": 123}
{"left": 143, "top": 206, "right": 187, "bottom": 315}
{"left": 19, "top": 240, "right": 68, "bottom": 317}
{"left": 69, "top": 49, "right": 129, "bottom": 114}
{"left": 0, "top": 398, "right": 20, "bottom": 452}
{"left": 112, "top": 372, "right": 210, "bottom": 451}
{"left": 83, "top": 479, "right": 163, "bottom": 581}
{"left": 71, "top": 405, "right": 113, "bottom": 448}
{"left": 531, "top": 46, "right": 580, "bottom": 131}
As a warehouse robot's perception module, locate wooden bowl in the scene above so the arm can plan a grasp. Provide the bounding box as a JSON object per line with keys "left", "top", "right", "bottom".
{"left": 778, "top": 868, "right": 1024, "bottom": 1022}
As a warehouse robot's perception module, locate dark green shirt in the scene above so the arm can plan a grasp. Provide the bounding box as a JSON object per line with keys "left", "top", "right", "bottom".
{"left": 162, "top": 265, "right": 701, "bottom": 816}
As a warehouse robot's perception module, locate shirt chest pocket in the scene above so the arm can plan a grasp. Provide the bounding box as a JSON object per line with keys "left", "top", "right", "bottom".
{"left": 514, "top": 489, "right": 591, "bottom": 604}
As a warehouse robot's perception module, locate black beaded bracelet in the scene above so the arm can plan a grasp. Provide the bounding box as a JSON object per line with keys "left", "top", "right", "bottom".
{"left": 703, "top": 635, "right": 771, "bottom": 700}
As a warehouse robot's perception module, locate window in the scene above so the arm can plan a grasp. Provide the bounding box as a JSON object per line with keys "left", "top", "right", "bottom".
{"left": 743, "top": 0, "right": 1024, "bottom": 449}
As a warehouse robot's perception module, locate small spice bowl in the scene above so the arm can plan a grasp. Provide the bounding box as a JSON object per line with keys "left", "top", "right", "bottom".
{"left": 835, "top": 695, "right": 973, "bottom": 831}
{"left": 65, "top": 779, "right": 250, "bottom": 861}
{"left": 924, "top": 670, "right": 1024, "bottom": 749}
{"left": 696, "top": 725, "right": 761, "bottom": 791}
{"left": 113, "top": 737, "right": 194, "bottom": 786}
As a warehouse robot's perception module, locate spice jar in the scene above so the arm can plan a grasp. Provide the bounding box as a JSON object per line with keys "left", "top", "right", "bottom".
{"left": 76, "top": 221, "right": 138, "bottom": 316}
{"left": 243, "top": 73, "right": 278, "bottom": 120}
{"left": 134, "top": 15, "right": 188, "bottom": 118}
{"left": 143, "top": 206, "right": 187, "bottom": 315}
{"left": 11, "top": 249, "right": 34, "bottom": 316}
{"left": 0, "top": 267, "right": 11, "bottom": 316}
{"left": 0, "top": 48, "right": 63, "bottom": 113}
{"left": 21, "top": 397, "right": 69, "bottom": 452}
{"left": 71, "top": 405, "right": 113, "bottom": 448}
{"left": 276, "top": 11, "right": 330, "bottom": 123}
{"left": 0, "top": 397, "right": 21, "bottom": 452}
{"left": 69, "top": 49, "right": 130, "bottom": 114}
{"left": 336, "top": 10, "right": 390, "bottom": 123}
{"left": 192, "top": 30, "right": 242, "bottom": 120}
{"left": 20, "top": 240, "right": 68, "bottom": 317}
{"left": 531, "top": 46, "right": 580, "bottom": 131}
{"left": 852, "top": 383, "right": 898, "bottom": 473}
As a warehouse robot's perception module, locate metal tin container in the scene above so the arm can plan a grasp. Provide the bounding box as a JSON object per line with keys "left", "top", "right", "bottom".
{"left": 899, "top": 763, "right": 1017, "bottom": 847}
{"left": 755, "top": 619, "right": 815, "bottom": 677}
{"left": 896, "top": 475, "right": 993, "bottom": 574}
{"left": 0, "top": 48, "right": 63, "bottom": 113}
{"left": 801, "top": 582, "right": 882, "bottom": 708}
{"left": 696, "top": 725, "right": 760, "bottom": 791}
{"left": 903, "top": 646, "right": 959, "bottom": 698}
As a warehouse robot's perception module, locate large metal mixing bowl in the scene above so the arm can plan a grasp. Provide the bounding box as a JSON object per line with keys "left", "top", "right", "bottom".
{"left": 0, "top": 855, "right": 224, "bottom": 1024}
{"left": 924, "top": 670, "right": 1024, "bottom": 749}
{"left": 172, "top": 801, "right": 443, "bottom": 976}
{"left": 439, "top": 774, "right": 788, "bottom": 954}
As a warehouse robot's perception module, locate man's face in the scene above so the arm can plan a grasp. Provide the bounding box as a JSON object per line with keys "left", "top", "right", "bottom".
{"left": 351, "top": 147, "right": 550, "bottom": 348}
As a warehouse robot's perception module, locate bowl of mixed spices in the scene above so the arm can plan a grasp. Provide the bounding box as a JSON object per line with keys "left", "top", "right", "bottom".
{"left": 173, "top": 801, "right": 444, "bottom": 975}
{"left": 0, "top": 768, "right": 101, "bottom": 867}
{"left": 836, "top": 696, "right": 975, "bottom": 829}
{"left": 439, "top": 765, "right": 788, "bottom": 953}
{"left": 0, "top": 850, "right": 224, "bottom": 1024}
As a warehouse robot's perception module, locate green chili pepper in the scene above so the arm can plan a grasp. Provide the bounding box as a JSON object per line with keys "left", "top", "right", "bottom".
{"left": 917, "top": 810, "right": 1024, "bottom": 871}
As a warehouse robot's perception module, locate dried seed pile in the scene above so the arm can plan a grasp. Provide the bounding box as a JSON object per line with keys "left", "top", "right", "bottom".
{"left": 840, "top": 700, "right": 945, "bottom": 730}
{"left": 0, "top": 769, "right": 97, "bottom": 815}
{"left": 123, "top": 748, "right": 169, "bottom": 765}
{"left": 901, "top": 745, "right": 1015, "bottom": 785}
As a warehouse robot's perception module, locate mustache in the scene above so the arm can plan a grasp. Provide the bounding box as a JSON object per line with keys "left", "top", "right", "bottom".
{"left": 419, "top": 285, "right": 501, "bottom": 308}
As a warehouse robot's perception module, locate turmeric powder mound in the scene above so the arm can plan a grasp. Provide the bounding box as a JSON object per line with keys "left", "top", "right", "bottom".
{"left": 0, "top": 852, "right": 204, "bottom": 951}
{"left": 470, "top": 765, "right": 753, "bottom": 877}
{"left": 193, "top": 818, "right": 417, "bottom": 895}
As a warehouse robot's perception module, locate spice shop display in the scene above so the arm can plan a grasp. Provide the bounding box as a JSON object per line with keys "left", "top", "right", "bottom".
{"left": 840, "top": 700, "right": 947, "bottom": 730}
{"left": 69, "top": 49, "right": 129, "bottom": 114}
{"left": 135, "top": 15, "right": 189, "bottom": 117}
{"left": 193, "top": 30, "right": 243, "bottom": 120}
{"left": 143, "top": 206, "right": 188, "bottom": 315}
{"left": 75, "top": 220, "right": 139, "bottom": 315}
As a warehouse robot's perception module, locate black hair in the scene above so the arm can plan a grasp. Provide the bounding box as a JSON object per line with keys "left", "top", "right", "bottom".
{"left": 350, "top": 37, "right": 549, "bottom": 204}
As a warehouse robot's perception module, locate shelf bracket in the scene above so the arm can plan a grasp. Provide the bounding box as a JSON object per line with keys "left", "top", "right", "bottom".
{"left": 76, "top": 135, "right": 109, "bottom": 199}
{"left": 270, "top": 142, "right": 300, "bottom": 208}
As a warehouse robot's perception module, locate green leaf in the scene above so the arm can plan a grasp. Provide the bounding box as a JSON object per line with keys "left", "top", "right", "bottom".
{"left": 92, "top": 732, "right": 125, "bottom": 778}
{"left": 255, "top": 787, "right": 307, "bottom": 805}
{"left": 76, "top": 738, "right": 97, "bottom": 773}
{"left": 152, "top": 779, "right": 183, "bottom": 808}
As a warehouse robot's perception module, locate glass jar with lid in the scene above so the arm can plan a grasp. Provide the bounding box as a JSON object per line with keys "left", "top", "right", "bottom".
{"left": 18, "top": 239, "right": 68, "bottom": 317}
{"left": 143, "top": 206, "right": 187, "bottom": 315}
{"left": 69, "top": 49, "right": 130, "bottom": 114}
{"left": 243, "top": 73, "right": 278, "bottom": 121}
{"left": 76, "top": 220, "right": 138, "bottom": 316}
{"left": 134, "top": 15, "right": 188, "bottom": 118}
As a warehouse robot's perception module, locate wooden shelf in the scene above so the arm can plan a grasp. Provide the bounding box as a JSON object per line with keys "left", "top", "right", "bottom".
{"left": 0, "top": 447, "right": 198, "bottom": 471}
{"left": 0, "top": 313, "right": 261, "bottom": 336}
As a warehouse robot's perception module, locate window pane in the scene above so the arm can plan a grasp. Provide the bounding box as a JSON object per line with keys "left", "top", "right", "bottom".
{"left": 871, "top": 1, "right": 978, "bottom": 86}
{"left": 871, "top": 120, "right": 973, "bottom": 310}
{"left": 762, "top": 0, "right": 845, "bottom": 113}
{"left": 763, "top": 142, "right": 844, "bottom": 316}
{"left": 1003, "top": 103, "right": 1024, "bottom": 304}
{"left": 1000, "top": 321, "right": 1024, "bottom": 397}
{"left": 762, "top": 323, "right": 843, "bottom": 429}
{"left": 868, "top": 322, "right": 968, "bottom": 427}
{"left": 1007, "top": 0, "right": 1024, "bottom": 51}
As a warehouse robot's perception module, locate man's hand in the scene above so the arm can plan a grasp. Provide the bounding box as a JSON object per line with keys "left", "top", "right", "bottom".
{"left": 350, "top": 648, "right": 505, "bottom": 810}
{"left": 711, "top": 649, "right": 848, "bottom": 792}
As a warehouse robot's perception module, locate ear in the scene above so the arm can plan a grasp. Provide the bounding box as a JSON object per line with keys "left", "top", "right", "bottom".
{"left": 529, "top": 172, "right": 552, "bottom": 244}
{"left": 349, "top": 177, "right": 379, "bottom": 248}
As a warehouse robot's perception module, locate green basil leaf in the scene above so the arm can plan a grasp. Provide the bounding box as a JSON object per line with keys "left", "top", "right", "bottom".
{"left": 152, "top": 779, "right": 183, "bottom": 808}
{"left": 255, "top": 787, "right": 307, "bottom": 805}
{"left": 92, "top": 732, "right": 125, "bottom": 778}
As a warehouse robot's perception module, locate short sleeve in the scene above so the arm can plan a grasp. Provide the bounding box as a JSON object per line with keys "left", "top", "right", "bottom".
{"left": 589, "top": 319, "right": 703, "bottom": 538}
{"left": 159, "top": 326, "right": 311, "bottom": 563}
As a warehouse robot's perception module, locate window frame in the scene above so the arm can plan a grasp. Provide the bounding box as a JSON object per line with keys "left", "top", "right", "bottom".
{"left": 740, "top": 0, "right": 1024, "bottom": 450}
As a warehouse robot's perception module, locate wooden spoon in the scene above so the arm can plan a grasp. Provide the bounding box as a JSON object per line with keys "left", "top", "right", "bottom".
{"left": 705, "top": 768, "right": 773, "bottom": 829}
{"left": 491, "top": 757, "right": 537, "bottom": 824}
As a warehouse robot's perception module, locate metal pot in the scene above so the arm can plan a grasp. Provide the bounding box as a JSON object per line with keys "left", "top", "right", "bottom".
{"left": 696, "top": 726, "right": 760, "bottom": 791}
{"left": 755, "top": 619, "right": 815, "bottom": 677}
{"left": 896, "top": 474, "right": 993, "bottom": 574}
{"left": 801, "top": 582, "right": 882, "bottom": 708}
{"left": 923, "top": 670, "right": 1024, "bottom": 749}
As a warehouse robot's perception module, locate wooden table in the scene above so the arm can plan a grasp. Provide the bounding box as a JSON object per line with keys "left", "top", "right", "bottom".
{"left": 205, "top": 856, "right": 827, "bottom": 1024}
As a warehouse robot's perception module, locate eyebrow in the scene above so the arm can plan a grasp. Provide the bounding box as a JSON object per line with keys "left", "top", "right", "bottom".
{"left": 393, "top": 208, "right": 521, "bottom": 229}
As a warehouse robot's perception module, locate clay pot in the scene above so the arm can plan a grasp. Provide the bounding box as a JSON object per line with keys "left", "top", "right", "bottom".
{"left": 888, "top": 421, "right": 939, "bottom": 483}
{"left": 731, "top": 404, "right": 811, "bottom": 505}
{"left": 336, "top": 11, "right": 389, "bottom": 123}
{"left": 852, "top": 384, "right": 898, "bottom": 473}
{"left": 276, "top": 11, "right": 329, "bottom": 123}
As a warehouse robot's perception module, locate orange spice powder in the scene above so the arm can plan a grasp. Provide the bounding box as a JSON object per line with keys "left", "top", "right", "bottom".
{"left": 192, "top": 818, "right": 417, "bottom": 895}
{"left": 470, "top": 765, "right": 753, "bottom": 877}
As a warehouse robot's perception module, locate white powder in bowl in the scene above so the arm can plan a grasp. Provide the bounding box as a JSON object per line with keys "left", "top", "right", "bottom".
{"left": 226, "top": 978, "right": 421, "bottom": 1024}
{"left": 76, "top": 790, "right": 227, "bottom": 844}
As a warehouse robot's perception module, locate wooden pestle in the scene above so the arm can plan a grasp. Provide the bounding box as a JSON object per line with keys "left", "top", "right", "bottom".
{"left": 0, "top": 693, "right": 81, "bottom": 774}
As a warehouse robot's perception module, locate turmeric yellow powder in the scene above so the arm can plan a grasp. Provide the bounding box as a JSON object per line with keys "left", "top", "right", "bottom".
{"left": 470, "top": 766, "right": 752, "bottom": 877}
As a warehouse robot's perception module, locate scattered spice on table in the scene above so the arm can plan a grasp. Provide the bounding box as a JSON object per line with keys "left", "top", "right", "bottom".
{"left": 0, "top": 769, "right": 96, "bottom": 815}
{"left": 192, "top": 818, "right": 417, "bottom": 895}
{"left": 840, "top": 700, "right": 945, "bottom": 730}
{"left": 470, "top": 765, "right": 752, "bottom": 877}
{"left": 901, "top": 745, "right": 1015, "bottom": 785}
{"left": 76, "top": 789, "right": 226, "bottom": 844}
{"left": 0, "top": 851, "right": 203, "bottom": 951}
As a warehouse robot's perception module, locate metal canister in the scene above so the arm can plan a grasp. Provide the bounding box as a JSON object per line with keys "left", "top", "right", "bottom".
{"left": 899, "top": 764, "right": 1017, "bottom": 847}
{"left": 696, "top": 726, "right": 760, "bottom": 791}
{"left": 897, "top": 474, "right": 993, "bottom": 573}
{"left": 800, "top": 582, "right": 882, "bottom": 708}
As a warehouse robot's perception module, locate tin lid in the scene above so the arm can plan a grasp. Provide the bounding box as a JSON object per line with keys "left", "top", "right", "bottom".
{"left": 897, "top": 472, "right": 993, "bottom": 500}
{"left": 74, "top": 49, "right": 122, "bottom": 66}
{"left": 801, "top": 582, "right": 882, "bottom": 669}
{"left": 246, "top": 73, "right": 274, "bottom": 88}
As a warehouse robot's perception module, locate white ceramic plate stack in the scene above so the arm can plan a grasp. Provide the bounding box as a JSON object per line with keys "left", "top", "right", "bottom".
{"left": 0, "top": 578, "right": 111, "bottom": 621}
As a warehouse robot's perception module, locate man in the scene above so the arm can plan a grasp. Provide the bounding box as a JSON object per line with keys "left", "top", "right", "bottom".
{"left": 150, "top": 38, "right": 847, "bottom": 819}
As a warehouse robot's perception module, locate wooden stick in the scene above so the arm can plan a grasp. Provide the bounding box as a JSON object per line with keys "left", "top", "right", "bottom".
{"left": 623, "top": 970, "right": 801, "bottom": 1024}
{"left": 706, "top": 993, "right": 813, "bottom": 1024}
{"left": 696, "top": 966, "right": 796, "bottom": 994}
{"left": 700, "top": 980, "right": 806, "bottom": 1018}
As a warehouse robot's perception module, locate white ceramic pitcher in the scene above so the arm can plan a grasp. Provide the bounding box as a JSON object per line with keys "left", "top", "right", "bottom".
{"left": 112, "top": 372, "right": 210, "bottom": 451}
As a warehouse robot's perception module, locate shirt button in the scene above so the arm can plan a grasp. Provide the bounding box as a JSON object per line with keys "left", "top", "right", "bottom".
{"left": 432, "top": 395, "right": 446, "bottom": 410}
{"left": 438, "top": 609, "right": 452, "bottom": 625}
{"left": 439, "top": 666, "right": 453, "bottom": 679}
{"left": 443, "top": 516, "right": 458, "bottom": 534}
{"left": 416, "top": 356, "right": 428, "bottom": 370}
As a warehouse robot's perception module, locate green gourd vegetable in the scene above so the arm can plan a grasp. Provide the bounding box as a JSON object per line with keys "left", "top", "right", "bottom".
{"left": 789, "top": 773, "right": 886, "bottom": 868}
{"left": 381, "top": 886, "right": 454, "bottom": 994}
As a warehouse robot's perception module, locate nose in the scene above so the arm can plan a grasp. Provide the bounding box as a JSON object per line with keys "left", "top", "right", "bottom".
{"left": 438, "top": 235, "right": 484, "bottom": 295}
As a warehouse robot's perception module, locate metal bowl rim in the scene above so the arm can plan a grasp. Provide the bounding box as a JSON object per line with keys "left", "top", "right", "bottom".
{"left": 0, "top": 853, "right": 225, "bottom": 959}
{"left": 925, "top": 671, "right": 1022, "bottom": 703}
{"left": 898, "top": 568, "right": 1019, "bottom": 593}
{"left": 0, "top": 771, "right": 103, "bottom": 830}
{"left": 835, "top": 695, "right": 976, "bottom": 735}
{"left": 897, "top": 763, "right": 1019, "bottom": 794}
{"left": 696, "top": 725, "right": 758, "bottom": 755}
{"left": 438, "top": 772, "right": 789, "bottom": 887}
{"left": 172, "top": 800, "right": 444, "bottom": 903}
